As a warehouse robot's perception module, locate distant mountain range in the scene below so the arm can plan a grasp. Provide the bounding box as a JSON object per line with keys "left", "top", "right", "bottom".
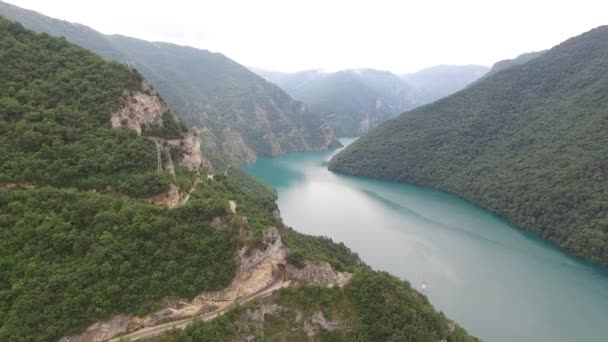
{"left": 330, "top": 25, "right": 608, "bottom": 266}
{"left": 400, "top": 65, "right": 490, "bottom": 103}
{"left": 0, "top": 1, "right": 340, "bottom": 163}
{"left": 253, "top": 65, "right": 489, "bottom": 137}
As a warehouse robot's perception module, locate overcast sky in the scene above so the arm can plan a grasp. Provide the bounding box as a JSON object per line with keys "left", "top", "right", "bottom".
{"left": 5, "top": 0, "right": 608, "bottom": 73}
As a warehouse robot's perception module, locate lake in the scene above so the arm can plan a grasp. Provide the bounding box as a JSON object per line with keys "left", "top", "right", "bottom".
{"left": 242, "top": 138, "right": 608, "bottom": 342}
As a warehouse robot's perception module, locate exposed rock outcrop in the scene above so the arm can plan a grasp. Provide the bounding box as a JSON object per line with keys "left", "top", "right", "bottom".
{"left": 165, "top": 132, "right": 206, "bottom": 172}
{"left": 222, "top": 128, "right": 257, "bottom": 163}
{"left": 110, "top": 80, "right": 169, "bottom": 134}
{"left": 223, "top": 302, "right": 347, "bottom": 340}
{"left": 59, "top": 316, "right": 139, "bottom": 342}
{"left": 110, "top": 79, "right": 209, "bottom": 175}
{"left": 229, "top": 200, "right": 237, "bottom": 213}
{"left": 285, "top": 261, "right": 352, "bottom": 288}
{"left": 144, "top": 184, "right": 181, "bottom": 207}
{"left": 304, "top": 310, "right": 345, "bottom": 337}
{"left": 319, "top": 120, "right": 343, "bottom": 149}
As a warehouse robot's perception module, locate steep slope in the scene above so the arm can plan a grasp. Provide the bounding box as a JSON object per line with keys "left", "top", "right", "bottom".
{"left": 0, "top": 1, "right": 340, "bottom": 163}
{"left": 0, "top": 17, "right": 475, "bottom": 341}
{"left": 330, "top": 26, "right": 608, "bottom": 265}
{"left": 401, "top": 64, "right": 489, "bottom": 103}
{"left": 255, "top": 66, "right": 487, "bottom": 137}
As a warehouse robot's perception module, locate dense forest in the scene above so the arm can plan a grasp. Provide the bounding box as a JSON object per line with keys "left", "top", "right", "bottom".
{"left": 0, "top": 16, "right": 181, "bottom": 198}
{"left": 0, "top": 2, "right": 341, "bottom": 164}
{"left": 330, "top": 25, "right": 608, "bottom": 265}
{"left": 0, "top": 17, "right": 232, "bottom": 339}
{"left": 0, "top": 17, "right": 476, "bottom": 341}
{"left": 0, "top": 186, "right": 237, "bottom": 340}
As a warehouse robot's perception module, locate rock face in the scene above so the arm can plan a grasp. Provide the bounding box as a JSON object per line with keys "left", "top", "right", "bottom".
{"left": 110, "top": 80, "right": 169, "bottom": 134}
{"left": 285, "top": 261, "right": 352, "bottom": 288}
{"left": 166, "top": 132, "right": 205, "bottom": 172}
{"left": 58, "top": 316, "right": 138, "bottom": 342}
{"left": 234, "top": 303, "right": 347, "bottom": 340}
{"left": 304, "top": 310, "right": 344, "bottom": 337}
{"left": 319, "top": 120, "right": 342, "bottom": 150}
{"left": 221, "top": 128, "right": 257, "bottom": 163}
{"left": 109, "top": 75, "right": 207, "bottom": 175}
{"left": 144, "top": 184, "right": 181, "bottom": 207}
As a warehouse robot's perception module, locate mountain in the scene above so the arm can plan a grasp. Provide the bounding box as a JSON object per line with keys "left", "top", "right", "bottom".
{"left": 0, "top": 16, "right": 475, "bottom": 341}
{"left": 254, "top": 66, "right": 487, "bottom": 137}
{"left": 258, "top": 68, "right": 415, "bottom": 137}
{"left": 483, "top": 50, "right": 546, "bottom": 78}
{"left": 330, "top": 26, "right": 608, "bottom": 265}
{"left": 401, "top": 65, "right": 489, "bottom": 103}
{"left": 0, "top": 1, "right": 340, "bottom": 163}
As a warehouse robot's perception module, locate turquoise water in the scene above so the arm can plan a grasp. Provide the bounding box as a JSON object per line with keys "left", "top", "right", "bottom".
{"left": 242, "top": 139, "right": 608, "bottom": 342}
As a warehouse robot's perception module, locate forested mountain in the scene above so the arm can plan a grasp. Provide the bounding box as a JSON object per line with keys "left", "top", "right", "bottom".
{"left": 0, "top": 16, "right": 475, "bottom": 341}
{"left": 255, "top": 66, "right": 487, "bottom": 137}
{"left": 482, "top": 50, "right": 546, "bottom": 78}
{"left": 330, "top": 26, "right": 608, "bottom": 265}
{"left": 400, "top": 65, "right": 489, "bottom": 103}
{"left": 0, "top": 1, "right": 340, "bottom": 163}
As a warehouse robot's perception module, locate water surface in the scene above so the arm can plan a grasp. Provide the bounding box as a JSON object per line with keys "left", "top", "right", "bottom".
{"left": 243, "top": 139, "right": 608, "bottom": 341}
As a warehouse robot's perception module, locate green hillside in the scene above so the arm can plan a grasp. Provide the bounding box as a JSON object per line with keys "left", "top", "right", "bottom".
{"left": 0, "top": 16, "right": 233, "bottom": 340}
{"left": 0, "top": 16, "right": 475, "bottom": 341}
{"left": 0, "top": 15, "right": 173, "bottom": 197}
{"left": 0, "top": 1, "right": 340, "bottom": 163}
{"left": 330, "top": 26, "right": 608, "bottom": 265}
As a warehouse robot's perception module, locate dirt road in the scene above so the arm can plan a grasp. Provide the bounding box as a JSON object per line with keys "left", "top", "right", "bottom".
{"left": 108, "top": 265, "right": 283, "bottom": 341}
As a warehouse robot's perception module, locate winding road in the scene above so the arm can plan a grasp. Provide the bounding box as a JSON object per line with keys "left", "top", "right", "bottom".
{"left": 109, "top": 265, "right": 284, "bottom": 341}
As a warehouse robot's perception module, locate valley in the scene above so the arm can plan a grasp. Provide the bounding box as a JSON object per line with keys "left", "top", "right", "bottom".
{"left": 244, "top": 140, "right": 608, "bottom": 342}
{"left": 0, "top": 1, "right": 606, "bottom": 341}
